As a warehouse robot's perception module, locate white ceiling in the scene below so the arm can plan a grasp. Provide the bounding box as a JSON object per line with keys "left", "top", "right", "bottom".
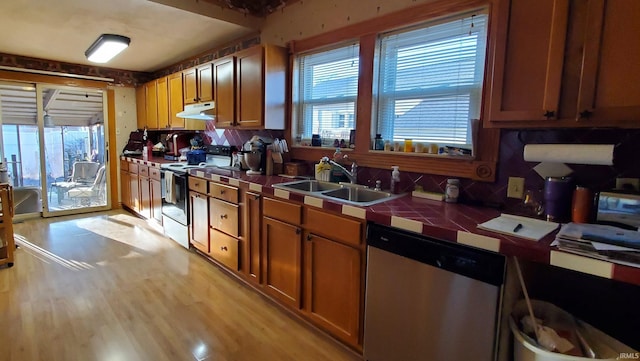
{"left": 0, "top": 0, "right": 264, "bottom": 72}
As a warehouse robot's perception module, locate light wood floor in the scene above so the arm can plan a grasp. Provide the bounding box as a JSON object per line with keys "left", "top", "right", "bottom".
{"left": 0, "top": 210, "right": 361, "bottom": 361}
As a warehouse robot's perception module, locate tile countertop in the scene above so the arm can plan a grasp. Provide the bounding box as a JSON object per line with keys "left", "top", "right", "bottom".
{"left": 121, "top": 156, "right": 640, "bottom": 287}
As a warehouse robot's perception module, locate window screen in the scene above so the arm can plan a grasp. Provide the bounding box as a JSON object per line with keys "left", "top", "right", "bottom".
{"left": 375, "top": 10, "right": 488, "bottom": 147}
{"left": 293, "top": 43, "right": 359, "bottom": 146}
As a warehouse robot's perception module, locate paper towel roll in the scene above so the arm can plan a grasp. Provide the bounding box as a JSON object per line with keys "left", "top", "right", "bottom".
{"left": 523, "top": 144, "right": 614, "bottom": 165}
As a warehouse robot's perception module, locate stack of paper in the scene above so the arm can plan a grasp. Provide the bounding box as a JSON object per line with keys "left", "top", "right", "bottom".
{"left": 553, "top": 223, "right": 640, "bottom": 268}
{"left": 477, "top": 214, "right": 559, "bottom": 241}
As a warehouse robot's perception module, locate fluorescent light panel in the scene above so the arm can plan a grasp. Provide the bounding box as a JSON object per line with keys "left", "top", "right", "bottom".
{"left": 85, "top": 34, "right": 130, "bottom": 63}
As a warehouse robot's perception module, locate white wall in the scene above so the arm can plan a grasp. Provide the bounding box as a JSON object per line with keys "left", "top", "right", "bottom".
{"left": 110, "top": 86, "right": 137, "bottom": 203}
{"left": 261, "top": 0, "right": 437, "bottom": 46}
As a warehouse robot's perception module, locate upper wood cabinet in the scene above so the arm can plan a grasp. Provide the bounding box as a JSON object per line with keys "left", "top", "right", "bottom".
{"left": 213, "top": 56, "right": 237, "bottom": 127}
{"left": 213, "top": 45, "right": 287, "bottom": 130}
{"left": 135, "top": 86, "right": 146, "bottom": 130}
{"left": 145, "top": 80, "right": 159, "bottom": 129}
{"left": 183, "top": 64, "right": 214, "bottom": 105}
{"left": 486, "top": 0, "right": 640, "bottom": 128}
{"left": 168, "top": 72, "right": 185, "bottom": 128}
{"left": 156, "top": 76, "right": 169, "bottom": 128}
{"left": 235, "top": 45, "right": 287, "bottom": 129}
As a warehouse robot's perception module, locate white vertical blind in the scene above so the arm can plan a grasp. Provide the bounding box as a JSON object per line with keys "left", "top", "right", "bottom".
{"left": 294, "top": 43, "right": 359, "bottom": 144}
{"left": 375, "top": 10, "right": 488, "bottom": 146}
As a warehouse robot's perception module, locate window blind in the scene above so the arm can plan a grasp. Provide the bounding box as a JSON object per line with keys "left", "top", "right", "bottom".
{"left": 375, "top": 10, "right": 488, "bottom": 146}
{"left": 294, "top": 43, "right": 359, "bottom": 144}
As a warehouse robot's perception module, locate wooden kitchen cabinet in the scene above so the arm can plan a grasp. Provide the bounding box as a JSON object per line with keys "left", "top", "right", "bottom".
{"left": 135, "top": 86, "right": 146, "bottom": 130}
{"left": 128, "top": 163, "right": 140, "bottom": 212}
{"left": 304, "top": 232, "right": 362, "bottom": 347}
{"left": 209, "top": 198, "right": 239, "bottom": 237}
{"left": 213, "top": 45, "right": 287, "bottom": 130}
{"left": 189, "top": 190, "right": 209, "bottom": 253}
{"left": 183, "top": 64, "right": 213, "bottom": 105}
{"left": 145, "top": 80, "right": 159, "bottom": 129}
{"left": 120, "top": 160, "right": 131, "bottom": 209}
{"left": 213, "top": 56, "right": 236, "bottom": 127}
{"left": 244, "top": 191, "right": 262, "bottom": 284}
{"left": 235, "top": 45, "right": 287, "bottom": 130}
{"left": 138, "top": 165, "right": 152, "bottom": 220}
{"left": 262, "top": 197, "right": 303, "bottom": 309}
{"left": 150, "top": 168, "right": 162, "bottom": 223}
{"left": 486, "top": 0, "right": 640, "bottom": 127}
{"left": 156, "top": 76, "right": 169, "bottom": 128}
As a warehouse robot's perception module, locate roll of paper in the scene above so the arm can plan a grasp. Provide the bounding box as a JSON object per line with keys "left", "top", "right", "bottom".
{"left": 523, "top": 144, "right": 614, "bottom": 165}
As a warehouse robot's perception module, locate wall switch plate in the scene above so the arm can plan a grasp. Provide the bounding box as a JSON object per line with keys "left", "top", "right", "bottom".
{"left": 616, "top": 178, "right": 640, "bottom": 191}
{"left": 507, "top": 177, "right": 525, "bottom": 199}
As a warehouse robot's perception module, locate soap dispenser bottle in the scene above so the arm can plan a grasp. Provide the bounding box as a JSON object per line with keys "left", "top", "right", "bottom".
{"left": 390, "top": 166, "right": 400, "bottom": 194}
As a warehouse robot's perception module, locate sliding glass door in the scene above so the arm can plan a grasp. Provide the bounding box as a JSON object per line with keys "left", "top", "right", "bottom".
{"left": 0, "top": 81, "right": 110, "bottom": 217}
{"left": 38, "top": 84, "right": 110, "bottom": 216}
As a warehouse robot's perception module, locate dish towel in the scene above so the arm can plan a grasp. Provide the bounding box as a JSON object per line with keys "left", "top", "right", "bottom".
{"left": 164, "top": 171, "right": 176, "bottom": 204}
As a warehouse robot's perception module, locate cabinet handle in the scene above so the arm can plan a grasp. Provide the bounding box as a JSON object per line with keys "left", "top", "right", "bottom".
{"left": 306, "top": 234, "right": 312, "bottom": 241}
{"left": 578, "top": 109, "right": 593, "bottom": 120}
{"left": 220, "top": 214, "right": 228, "bottom": 219}
{"left": 194, "top": 183, "right": 199, "bottom": 187}
{"left": 193, "top": 98, "right": 198, "bottom": 102}
{"left": 543, "top": 110, "right": 555, "bottom": 119}
{"left": 220, "top": 190, "right": 226, "bottom": 194}
{"left": 221, "top": 246, "right": 227, "bottom": 251}
{"left": 296, "top": 228, "right": 301, "bottom": 235}
{"left": 253, "top": 194, "right": 261, "bottom": 200}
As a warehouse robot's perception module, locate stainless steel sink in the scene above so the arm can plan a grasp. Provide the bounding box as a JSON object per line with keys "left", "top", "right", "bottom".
{"left": 273, "top": 180, "right": 405, "bottom": 206}
{"left": 275, "top": 180, "right": 342, "bottom": 192}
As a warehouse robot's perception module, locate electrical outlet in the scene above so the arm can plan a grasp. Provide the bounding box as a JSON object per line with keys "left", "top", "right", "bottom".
{"left": 507, "top": 177, "right": 525, "bottom": 199}
{"left": 616, "top": 178, "right": 640, "bottom": 191}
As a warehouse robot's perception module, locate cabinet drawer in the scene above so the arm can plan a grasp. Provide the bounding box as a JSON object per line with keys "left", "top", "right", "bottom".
{"left": 263, "top": 197, "right": 301, "bottom": 225}
{"left": 209, "top": 182, "right": 238, "bottom": 203}
{"left": 149, "top": 167, "right": 161, "bottom": 180}
{"left": 209, "top": 229, "right": 239, "bottom": 271}
{"left": 209, "top": 198, "right": 239, "bottom": 237}
{"left": 128, "top": 163, "right": 139, "bottom": 174}
{"left": 304, "top": 207, "right": 362, "bottom": 246}
{"left": 138, "top": 165, "right": 149, "bottom": 177}
{"left": 189, "top": 177, "right": 207, "bottom": 193}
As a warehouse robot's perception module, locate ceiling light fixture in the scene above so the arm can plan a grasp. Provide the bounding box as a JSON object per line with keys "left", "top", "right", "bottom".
{"left": 85, "top": 34, "right": 130, "bottom": 63}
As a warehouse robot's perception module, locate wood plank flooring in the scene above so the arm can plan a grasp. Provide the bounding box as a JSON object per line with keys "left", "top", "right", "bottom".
{"left": 0, "top": 210, "right": 361, "bottom": 361}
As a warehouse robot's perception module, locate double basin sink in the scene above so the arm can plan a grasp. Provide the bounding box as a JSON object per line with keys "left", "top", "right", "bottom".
{"left": 273, "top": 180, "right": 405, "bottom": 207}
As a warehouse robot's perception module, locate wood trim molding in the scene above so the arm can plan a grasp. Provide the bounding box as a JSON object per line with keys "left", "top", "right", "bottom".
{"left": 107, "top": 89, "right": 120, "bottom": 209}
{"left": 0, "top": 70, "right": 109, "bottom": 89}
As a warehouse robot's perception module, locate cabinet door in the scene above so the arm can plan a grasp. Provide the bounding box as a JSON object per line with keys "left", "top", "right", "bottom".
{"left": 245, "top": 192, "right": 261, "bottom": 283}
{"left": 151, "top": 178, "right": 162, "bottom": 223}
{"left": 236, "top": 46, "right": 263, "bottom": 128}
{"left": 145, "top": 80, "right": 159, "bottom": 129}
{"left": 168, "top": 72, "right": 185, "bottom": 128}
{"left": 135, "top": 86, "right": 146, "bottom": 130}
{"left": 156, "top": 76, "right": 169, "bottom": 128}
{"left": 120, "top": 170, "right": 130, "bottom": 208}
{"left": 214, "top": 57, "right": 236, "bottom": 127}
{"left": 577, "top": 0, "right": 640, "bottom": 124}
{"left": 190, "top": 191, "right": 209, "bottom": 253}
{"left": 486, "top": 0, "right": 569, "bottom": 123}
{"left": 183, "top": 68, "right": 198, "bottom": 105}
{"left": 139, "top": 177, "right": 151, "bottom": 219}
{"left": 197, "top": 63, "right": 214, "bottom": 103}
{"left": 129, "top": 173, "right": 140, "bottom": 212}
{"left": 262, "top": 217, "right": 302, "bottom": 308}
{"left": 304, "top": 233, "right": 361, "bottom": 346}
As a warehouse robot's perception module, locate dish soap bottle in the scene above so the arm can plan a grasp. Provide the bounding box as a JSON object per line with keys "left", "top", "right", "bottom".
{"left": 390, "top": 166, "right": 400, "bottom": 194}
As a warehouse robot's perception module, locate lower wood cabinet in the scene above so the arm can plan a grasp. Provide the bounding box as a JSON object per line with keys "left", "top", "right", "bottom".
{"left": 120, "top": 159, "right": 161, "bottom": 224}
{"left": 262, "top": 216, "right": 302, "bottom": 309}
{"left": 244, "top": 192, "right": 262, "bottom": 284}
{"left": 304, "top": 232, "right": 362, "bottom": 346}
{"left": 189, "top": 191, "right": 209, "bottom": 253}
{"left": 209, "top": 228, "right": 239, "bottom": 270}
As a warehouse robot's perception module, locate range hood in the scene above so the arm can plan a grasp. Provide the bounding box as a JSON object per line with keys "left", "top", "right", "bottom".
{"left": 176, "top": 102, "right": 215, "bottom": 121}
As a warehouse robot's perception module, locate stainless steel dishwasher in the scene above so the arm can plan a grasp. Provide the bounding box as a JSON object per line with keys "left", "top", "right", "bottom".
{"left": 364, "top": 223, "right": 506, "bottom": 361}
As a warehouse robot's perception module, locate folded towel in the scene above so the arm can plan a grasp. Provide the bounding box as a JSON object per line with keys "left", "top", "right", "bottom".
{"left": 164, "top": 171, "right": 176, "bottom": 204}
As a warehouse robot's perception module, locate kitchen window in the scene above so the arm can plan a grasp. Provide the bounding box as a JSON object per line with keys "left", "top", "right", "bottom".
{"left": 374, "top": 10, "right": 488, "bottom": 149}
{"left": 293, "top": 42, "right": 360, "bottom": 146}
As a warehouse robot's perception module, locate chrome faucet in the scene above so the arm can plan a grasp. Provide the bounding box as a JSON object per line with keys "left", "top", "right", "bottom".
{"left": 329, "top": 159, "right": 358, "bottom": 184}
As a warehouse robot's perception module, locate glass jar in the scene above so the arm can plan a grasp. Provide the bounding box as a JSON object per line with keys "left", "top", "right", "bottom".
{"left": 374, "top": 134, "right": 384, "bottom": 150}
{"left": 445, "top": 178, "right": 460, "bottom": 203}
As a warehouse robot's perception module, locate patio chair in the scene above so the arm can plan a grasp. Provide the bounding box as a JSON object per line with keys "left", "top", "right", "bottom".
{"left": 67, "top": 166, "right": 106, "bottom": 206}
{"left": 50, "top": 161, "right": 100, "bottom": 203}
